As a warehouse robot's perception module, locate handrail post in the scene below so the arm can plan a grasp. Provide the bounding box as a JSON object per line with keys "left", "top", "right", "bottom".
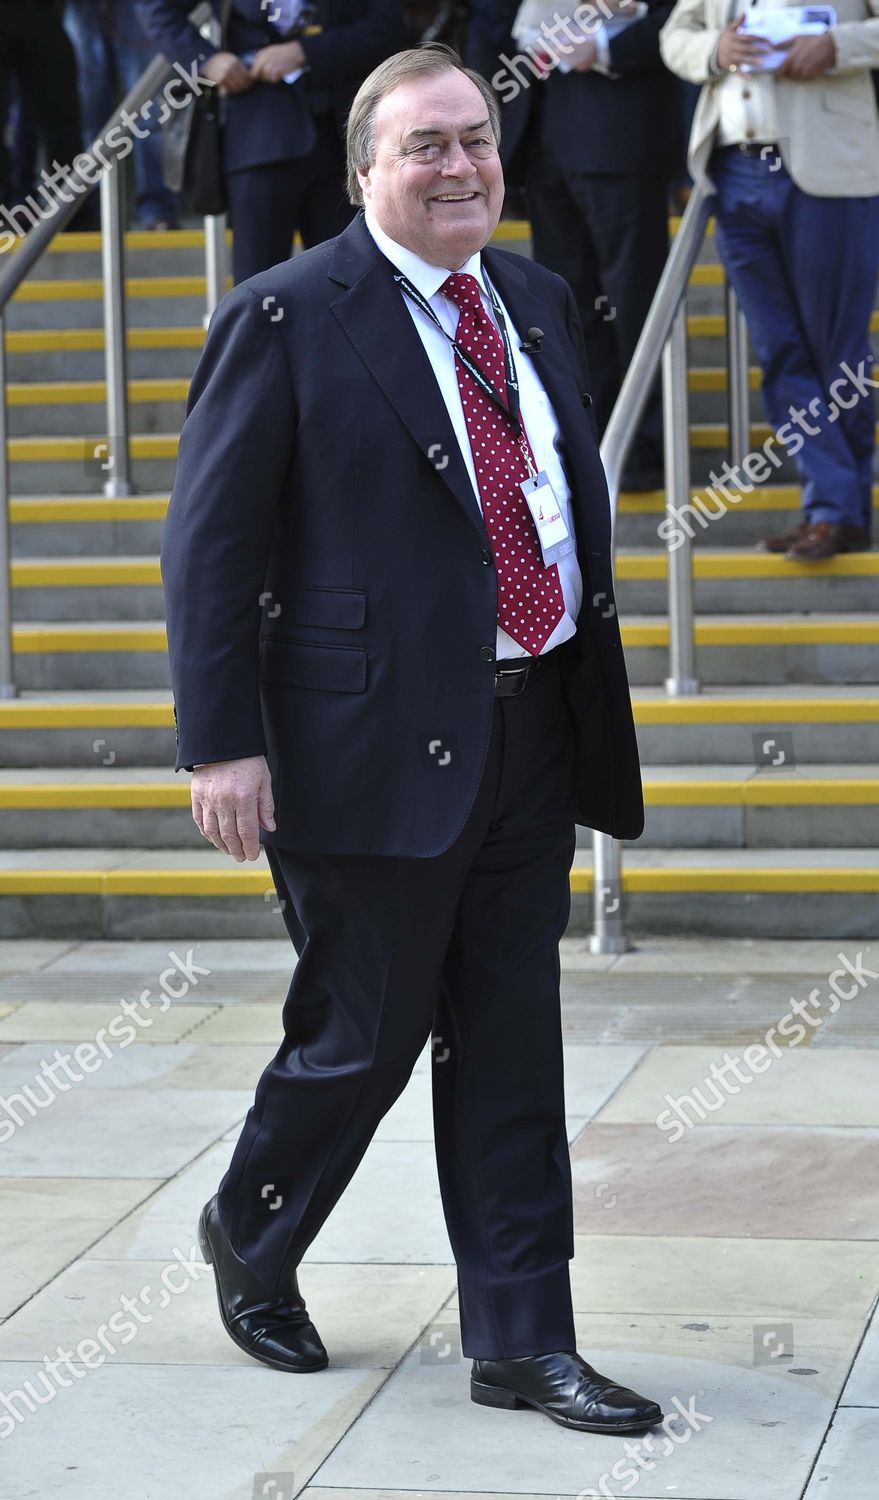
{"left": 590, "top": 833, "right": 626, "bottom": 954}
{"left": 99, "top": 159, "right": 132, "bottom": 496}
{"left": 663, "top": 302, "right": 699, "bottom": 696}
{"left": 204, "top": 214, "right": 228, "bottom": 325}
{"left": 0, "top": 310, "right": 14, "bottom": 697}
{"left": 725, "top": 279, "right": 750, "bottom": 471}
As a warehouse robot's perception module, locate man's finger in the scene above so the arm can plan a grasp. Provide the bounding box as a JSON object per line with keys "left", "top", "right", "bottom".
{"left": 217, "top": 808, "right": 247, "bottom": 861}
{"left": 201, "top": 807, "right": 229, "bottom": 855}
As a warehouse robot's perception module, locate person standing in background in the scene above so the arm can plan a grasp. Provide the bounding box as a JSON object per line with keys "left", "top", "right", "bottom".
{"left": 65, "top": 0, "right": 180, "bottom": 230}
{"left": 137, "top": 0, "right": 404, "bottom": 280}
{"left": 661, "top": 0, "right": 879, "bottom": 560}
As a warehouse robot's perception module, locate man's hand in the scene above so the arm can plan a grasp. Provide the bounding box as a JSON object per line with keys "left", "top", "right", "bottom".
{"left": 572, "top": 38, "right": 598, "bottom": 71}
{"left": 775, "top": 32, "right": 836, "bottom": 77}
{"left": 715, "top": 14, "right": 772, "bottom": 70}
{"left": 248, "top": 41, "right": 307, "bottom": 82}
{"left": 201, "top": 51, "right": 254, "bottom": 94}
{"left": 191, "top": 755, "right": 275, "bottom": 861}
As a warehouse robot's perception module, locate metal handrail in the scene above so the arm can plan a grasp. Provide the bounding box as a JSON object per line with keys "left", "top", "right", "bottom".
{"left": 0, "top": 3, "right": 219, "bottom": 696}
{"left": 591, "top": 181, "right": 750, "bottom": 952}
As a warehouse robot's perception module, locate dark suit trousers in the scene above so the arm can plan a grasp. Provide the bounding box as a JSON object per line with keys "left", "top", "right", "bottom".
{"left": 225, "top": 115, "right": 355, "bottom": 284}
{"left": 217, "top": 650, "right": 580, "bottom": 1358}
{"left": 527, "top": 166, "right": 669, "bottom": 469}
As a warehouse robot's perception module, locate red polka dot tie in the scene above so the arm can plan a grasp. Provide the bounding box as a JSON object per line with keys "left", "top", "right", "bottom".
{"left": 440, "top": 272, "right": 566, "bottom": 656}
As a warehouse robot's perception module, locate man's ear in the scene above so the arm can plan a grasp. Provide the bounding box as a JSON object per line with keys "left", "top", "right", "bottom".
{"left": 356, "top": 164, "right": 372, "bottom": 202}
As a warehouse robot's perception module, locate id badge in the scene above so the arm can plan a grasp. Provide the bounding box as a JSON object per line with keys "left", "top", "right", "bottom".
{"left": 520, "top": 471, "right": 573, "bottom": 565}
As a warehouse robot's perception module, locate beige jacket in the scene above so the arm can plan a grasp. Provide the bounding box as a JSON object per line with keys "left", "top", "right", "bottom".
{"left": 659, "top": 0, "right": 879, "bottom": 195}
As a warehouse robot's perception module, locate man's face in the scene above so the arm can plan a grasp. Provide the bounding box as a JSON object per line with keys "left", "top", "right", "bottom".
{"left": 357, "top": 69, "right": 504, "bottom": 269}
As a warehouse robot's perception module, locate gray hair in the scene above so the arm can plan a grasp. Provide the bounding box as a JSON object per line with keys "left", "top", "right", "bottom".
{"left": 345, "top": 43, "right": 502, "bottom": 206}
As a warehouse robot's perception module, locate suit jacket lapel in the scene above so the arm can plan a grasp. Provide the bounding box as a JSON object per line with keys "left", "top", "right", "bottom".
{"left": 328, "top": 215, "right": 486, "bottom": 535}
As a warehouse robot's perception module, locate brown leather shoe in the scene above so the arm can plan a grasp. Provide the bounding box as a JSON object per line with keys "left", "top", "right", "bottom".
{"left": 785, "top": 521, "right": 847, "bottom": 561}
{"left": 471, "top": 1351, "right": 663, "bottom": 1433}
{"left": 758, "top": 515, "right": 811, "bottom": 553}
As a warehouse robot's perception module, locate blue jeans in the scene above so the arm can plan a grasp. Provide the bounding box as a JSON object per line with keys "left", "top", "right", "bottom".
{"left": 711, "top": 146, "right": 879, "bottom": 534}
{"left": 63, "top": 0, "right": 178, "bottom": 225}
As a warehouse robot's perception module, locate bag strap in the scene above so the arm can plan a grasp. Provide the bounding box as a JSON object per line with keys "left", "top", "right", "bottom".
{"left": 219, "top": 0, "right": 234, "bottom": 46}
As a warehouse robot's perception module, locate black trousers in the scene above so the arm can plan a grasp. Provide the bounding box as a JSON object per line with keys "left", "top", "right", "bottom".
{"left": 225, "top": 114, "right": 355, "bottom": 284}
{"left": 0, "top": 0, "right": 84, "bottom": 213}
{"left": 217, "top": 650, "right": 580, "bottom": 1359}
{"left": 527, "top": 165, "right": 669, "bottom": 472}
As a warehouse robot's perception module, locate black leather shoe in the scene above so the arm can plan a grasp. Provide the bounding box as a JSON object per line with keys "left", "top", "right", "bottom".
{"left": 471, "top": 1351, "right": 662, "bottom": 1433}
{"left": 197, "top": 1195, "right": 328, "bottom": 1372}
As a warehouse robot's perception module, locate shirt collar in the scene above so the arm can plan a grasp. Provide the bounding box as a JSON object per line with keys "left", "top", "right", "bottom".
{"left": 363, "top": 208, "right": 487, "bottom": 304}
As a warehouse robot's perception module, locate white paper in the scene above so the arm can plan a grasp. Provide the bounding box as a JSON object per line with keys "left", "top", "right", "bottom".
{"left": 740, "top": 5, "right": 836, "bottom": 71}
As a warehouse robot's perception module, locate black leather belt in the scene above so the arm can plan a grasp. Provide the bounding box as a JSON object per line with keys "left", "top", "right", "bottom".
{"left": 493, "top": 653, "right": 552, "bottom": 697}
{"left": 717, "top": 141, "right": 780, "bottom": 158}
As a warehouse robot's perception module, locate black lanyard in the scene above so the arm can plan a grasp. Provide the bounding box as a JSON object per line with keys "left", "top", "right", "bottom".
{"left": 393, "top": 269, "right": 526, "bottom": 444}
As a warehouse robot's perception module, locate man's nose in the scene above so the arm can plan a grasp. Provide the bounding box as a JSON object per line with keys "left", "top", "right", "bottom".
{"left": 440, "top": 140, "right": 474, "bottom": 175}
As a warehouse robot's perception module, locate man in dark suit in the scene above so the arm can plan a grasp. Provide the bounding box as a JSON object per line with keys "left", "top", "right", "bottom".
{"left": 137, "top": 0, "right": 404, "bottom": 280}
{"left": 509, "top": 0, "right": 682, "bottom": 489}
{"left": 165, "top": 41, "right": 661, "bottom": 1434}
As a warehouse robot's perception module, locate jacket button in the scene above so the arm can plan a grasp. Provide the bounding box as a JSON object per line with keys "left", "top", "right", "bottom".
{"left": 581, "top": 392, "right": 592, "bottom": 409}
{"left": 480, "top": 548, "right": 492, "bottom": 566}
{"left": 480, "top": 645, "right": 496, "bottom": 662}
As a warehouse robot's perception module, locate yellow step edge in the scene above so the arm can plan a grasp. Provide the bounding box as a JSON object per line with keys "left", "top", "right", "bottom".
{"left": 7, "top": 378, "right": 189, "bottom": 407}
{"left": 618, "top": 487, "right": 879, "bottom": 515}
{"left": 4, "top": 327, "right": 205, "bottom": 353}
{"left": 10, "top": 619, "right": 879, "bottom": 652}
{"left": 616, "top": 552, "right": 879, "bottom": 581}
{"left": 2, "top": 778, "right": 877, "bottom": 809}
{"left": 688, "top": 312, "right": 879, "bottom": 336}
{"left": 0, "top": 866, "right": 874, "bottom": 896}
{"left": 11, "top": 551, "right": 878, "bottom": 588}
{"left": 690, "top": 368, "right": 762, "bottom": 391}
{"left": 9, "top": 435, "right": 178, "bottom": 461}
{"left": 10, "top": 497, "right": 168, "bottom": 522}
{"left": 13, "top": 276, "right": 233, "bottom": 303}
{"left": 13, "top": 559, "right": 162, "bottom": 586}
{"left": 631, "top": 696, "right": 879, "bottom": 723}
{"left": 2, "top": 695, "right": 878, "bottom": 729}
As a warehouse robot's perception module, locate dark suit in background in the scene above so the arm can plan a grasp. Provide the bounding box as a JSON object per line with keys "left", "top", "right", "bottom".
{"left": 161, "top": 210, "right": 643, "bottom": 1354}
{"left": 518, "top": 0, "right": 681, "bottom": 484}
{"left": 137, "top": 0, "right": 404, "bottom": 279}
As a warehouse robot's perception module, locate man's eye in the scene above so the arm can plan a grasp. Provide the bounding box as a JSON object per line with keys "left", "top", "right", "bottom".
{"left": 411, "top": 142, "right": 440, "bottom": 159}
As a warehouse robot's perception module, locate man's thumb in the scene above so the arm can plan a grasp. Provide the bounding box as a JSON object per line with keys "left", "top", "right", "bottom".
{"left": 257, "top": 780, "right": 276, "bottom": 830}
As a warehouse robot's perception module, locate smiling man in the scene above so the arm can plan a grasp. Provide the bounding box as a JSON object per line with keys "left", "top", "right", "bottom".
{"left": 162, "top": 43, "right": 660, "bottom": 1436}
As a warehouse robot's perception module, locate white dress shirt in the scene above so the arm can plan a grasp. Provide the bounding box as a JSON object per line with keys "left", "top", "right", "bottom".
{"left": 711, "top": 0, "right": 784, "bottom": 144}
{"left": 364, "top": 210, "right": 583, "bottom": 659}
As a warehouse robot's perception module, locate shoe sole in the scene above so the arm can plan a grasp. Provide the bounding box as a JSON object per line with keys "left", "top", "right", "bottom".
{"left": 471, "top": 1378, "right": 663, "bottom": 1433}
{"left": 197, "top": 1204, "right": 329, "bottom": 1374}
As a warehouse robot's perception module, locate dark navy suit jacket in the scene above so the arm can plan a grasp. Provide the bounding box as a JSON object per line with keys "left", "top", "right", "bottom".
{"left": 137, "top": 0, "right": 404, "bottom": 173}
{"left": 161, "top": 211, "right": 645, "bottom": 855}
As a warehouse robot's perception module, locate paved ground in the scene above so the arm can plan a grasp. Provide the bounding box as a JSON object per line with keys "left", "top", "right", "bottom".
{"left": 0, "top": 934, "right": 877, "bottom": 1499}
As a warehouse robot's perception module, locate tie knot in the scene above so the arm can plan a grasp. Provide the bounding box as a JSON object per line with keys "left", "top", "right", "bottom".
{"left": 440, "top": 272, "right": 483, "bottom": 312}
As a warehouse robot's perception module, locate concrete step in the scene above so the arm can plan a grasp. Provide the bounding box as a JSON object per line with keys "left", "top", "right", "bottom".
{"left": 0, "top": 844, "right": 874, "bottom": 938}
{"left": 8, "top": 548, "right": 877, "bottom": 621}
{"left": 2, "top": 687, "right": 876, "bottom": 768}
{"left": 0, "top": 763, "right": 876, "bottom": 850}
{"left": 9, "top": 614, "right": 879, "bottom": 688}
{"left": 10, "top": 488, "right": 878, "bottom": 557}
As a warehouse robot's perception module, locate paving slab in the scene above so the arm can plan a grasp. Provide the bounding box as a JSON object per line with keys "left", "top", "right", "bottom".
{"left": 0, "top": 999, "right": 215, "bottom": 1042}
{"left": 41, "top": 939, "right": 294, "bottom": 973}
{"left": 802, "top": 1407, "right": 879, "bottom": 1496}
{"left": 605, "top": 939, "right": 874, "bottom": 975}
{"left": 597, "top": 1046, "right": 879, "bottom": 1128}
{"left": 0, "top": 1178, "right": 161, "bottom": 1319}
{"left": 0, "top": 1257, "right": 456, "bottom": 1371}
{"left": 0, "top": 1359, "right": 385, "bottom": 1500}
{"left": 309, "top": 1317, "right": 839, "bottom": 1500}
{"left": 570, "top": 1125, "right": 879, "bottom": 1240}
{"left": 839, "top": 1310, "right": 879, "bottom": 1406}
{"left": 0, "top": 1086, "right": 246, "bottom": 1177}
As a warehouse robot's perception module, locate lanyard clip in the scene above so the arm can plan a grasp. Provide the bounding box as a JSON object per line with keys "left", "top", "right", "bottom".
{"left": 518, "top": 432, "right": 537, "bottom": 480}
